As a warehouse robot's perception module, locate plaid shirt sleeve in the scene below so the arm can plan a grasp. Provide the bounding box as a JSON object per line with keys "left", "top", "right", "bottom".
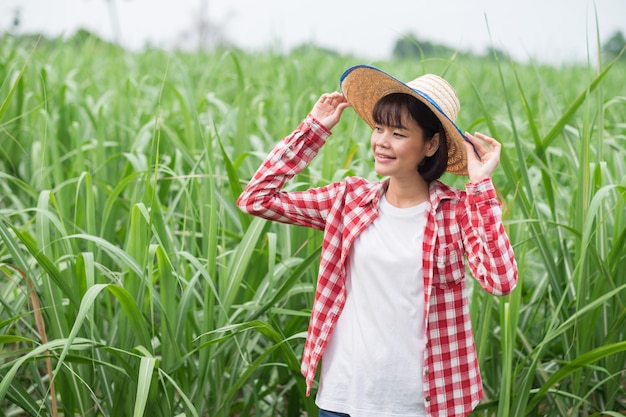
{"left": 423, "top": 179, "right": 517, "bottom": 417}
{"left": 237, "top": 115, "right": 340, "bottom": 231}
{"left": 463, "top": 178, "right": 518, "bottom": 295}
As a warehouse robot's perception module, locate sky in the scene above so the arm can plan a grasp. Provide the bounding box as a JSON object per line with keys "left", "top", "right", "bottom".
{"left": 1, "top": 0, "right": 625, "bottom": 65}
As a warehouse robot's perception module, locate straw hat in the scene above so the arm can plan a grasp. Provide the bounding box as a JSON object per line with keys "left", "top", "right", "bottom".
{"left": 340, "top": 65, "right": 470, "bottom": 176}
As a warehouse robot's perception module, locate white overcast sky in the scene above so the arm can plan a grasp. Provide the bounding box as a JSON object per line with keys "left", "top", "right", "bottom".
{"left": 1, "top": 0, "right": 625, "bottom": 64}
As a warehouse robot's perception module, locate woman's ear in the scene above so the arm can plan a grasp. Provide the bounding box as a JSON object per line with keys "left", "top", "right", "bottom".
{"left": 426, "top": 133, "right": 440, "bottom": 157}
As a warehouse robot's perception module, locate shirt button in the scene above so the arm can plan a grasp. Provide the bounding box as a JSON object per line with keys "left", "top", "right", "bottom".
{"left": 424, "top": 368, "right": 429, "bottom": 375}
{"left": 475, "top": 190, "right": 482, "bottom": 195}
{"left": 425, "top": 396, "right": 431, "bottom": 402}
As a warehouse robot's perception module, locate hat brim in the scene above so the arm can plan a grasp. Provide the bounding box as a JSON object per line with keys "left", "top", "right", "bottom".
{"left": 340, "top": 65, "right": 471, "bottom": 176}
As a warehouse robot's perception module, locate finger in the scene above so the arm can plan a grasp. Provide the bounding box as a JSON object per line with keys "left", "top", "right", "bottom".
{"left": 326, "top": 92, "right": 343, "bottom": 100}
{"left": 475, "top": 133, "right": 501, "bottom": 160}
{"left": 332, "top": 93, "right": 348, "bottom": 104}
{"left": 463, "top": 141, "right": 483, "bottom": 163}
{"left": 330, "top": 97, "right": 350, "bottom": 111}
{"left": 464, "top": 132, "right": 489, "bottom": 155}
{"left": 320, "top": 92, "right": 338, "bottom": 101}
{"left": 474, "top": 132, "right": 501, "bottom": 147}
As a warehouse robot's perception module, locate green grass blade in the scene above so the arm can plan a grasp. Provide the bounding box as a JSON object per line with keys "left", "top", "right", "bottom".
{"left": 133, "top": 356, "right": 157, "bottom": 417}
{"left": 525, "top": 341, "right": 626, "bottom": 413}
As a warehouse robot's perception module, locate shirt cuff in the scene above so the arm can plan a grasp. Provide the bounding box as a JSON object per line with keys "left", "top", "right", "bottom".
{"left": 304, "top": 114, "right": 332, "bottom": 139}
{"left": 465, "top": 178, "right": 497, "bottom": 203}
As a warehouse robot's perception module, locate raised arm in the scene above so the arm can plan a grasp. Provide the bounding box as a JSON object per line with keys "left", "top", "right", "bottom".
{"left": 462, "top": 132, "right": 517, "bottom": 295}
{"left": 237, "top": 93, "right": 350, "bottom": 229}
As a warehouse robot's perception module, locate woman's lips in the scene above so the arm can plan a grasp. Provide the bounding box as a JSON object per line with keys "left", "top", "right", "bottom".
{"left": 375, "top": 153, "right": 395, "bottom": 162}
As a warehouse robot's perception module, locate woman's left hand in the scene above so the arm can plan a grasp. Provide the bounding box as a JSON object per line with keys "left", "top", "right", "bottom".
{"left": 464, "top": 132, "right": 501, "bottom": 183}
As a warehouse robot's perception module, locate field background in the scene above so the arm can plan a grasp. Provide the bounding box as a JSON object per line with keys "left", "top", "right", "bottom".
{"left": 0, "top": 33, "right": 625, "bottom": 416}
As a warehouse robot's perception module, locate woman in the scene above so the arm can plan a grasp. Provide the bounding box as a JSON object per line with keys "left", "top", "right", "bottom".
{"left": 237, "top": 64, "right": 518, "bottom": 417}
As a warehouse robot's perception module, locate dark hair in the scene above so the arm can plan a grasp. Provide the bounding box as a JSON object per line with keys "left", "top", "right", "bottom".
{"left": 372, "top": 93, "right": 448, "bottom": 181}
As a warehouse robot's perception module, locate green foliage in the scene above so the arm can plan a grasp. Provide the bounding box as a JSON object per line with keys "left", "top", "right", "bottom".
{"left": 603, "top": 30, "right": 626, "bottom": 61}
{"left": 0, "top": 31, "right": 625, "bottom": 417}
{"left": 392, "top": 33, "right": 463, "bottom": 60}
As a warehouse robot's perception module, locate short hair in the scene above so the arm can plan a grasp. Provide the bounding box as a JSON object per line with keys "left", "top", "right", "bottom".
{"left": 372, "top": 93, "right": 448, "bottom": 181}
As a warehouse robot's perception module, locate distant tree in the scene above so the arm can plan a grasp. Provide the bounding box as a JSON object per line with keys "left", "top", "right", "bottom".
{"left": 69, "top": 28, "right": 105, "bottom": 45}
{"left": 603, "top": 31, "right": 626, "bottom": 60}
{"left": 392, "top": 33, "right": 458, "bottom": 60}
{"left": 393, "top": 34, "right": 427, "bottom": 59}
{"left": 485, "top": 47, "right": 509, "bottom": 61}
{"left": 67, "top": 28, "right": 119, "bottom": 51}
{"left": 174, "top": 0, "right": 231, "bottom": 51}
{"left": 104, "top": 0, "right": 122, "bottom": 45}
{"left": 12, "top": 8, "right": 20, "bottom": 32}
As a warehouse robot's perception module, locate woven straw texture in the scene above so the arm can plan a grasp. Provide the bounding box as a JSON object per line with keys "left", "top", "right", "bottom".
{"left": 341, "top": 66, "right": 468, "bottom": 176}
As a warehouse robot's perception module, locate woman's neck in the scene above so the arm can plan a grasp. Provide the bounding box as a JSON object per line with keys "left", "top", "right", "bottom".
{"left": 385, "top": 176, "right": 430, "bottom": 208}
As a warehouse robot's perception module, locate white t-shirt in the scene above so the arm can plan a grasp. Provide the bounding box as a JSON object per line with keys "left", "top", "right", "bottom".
{"left": 316, "top": 195, "right": 427, "bottom": 417}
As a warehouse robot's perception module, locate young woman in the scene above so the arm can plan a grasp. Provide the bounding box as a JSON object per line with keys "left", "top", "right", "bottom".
{"left": 237, "top": 65, "right": 518, "bottom": 417}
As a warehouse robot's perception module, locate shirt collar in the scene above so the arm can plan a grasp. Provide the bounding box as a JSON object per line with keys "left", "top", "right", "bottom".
{"left": 357, "top": 178, "right": 460, "bottom": 208}
{"left": 357, "top": 179, "right": 387, "bottom": 207}
{"left": 428, "top": 180, "right": 461, "bottom": 208}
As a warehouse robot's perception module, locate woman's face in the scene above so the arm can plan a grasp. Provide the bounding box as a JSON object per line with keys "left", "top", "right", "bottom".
{"left": 370, "top": 110, "right": 439, "bottom": 181}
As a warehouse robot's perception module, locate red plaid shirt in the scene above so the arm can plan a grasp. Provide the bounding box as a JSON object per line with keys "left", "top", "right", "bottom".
{"left": 237, "top": 116, "right": 518, "bottom": 417}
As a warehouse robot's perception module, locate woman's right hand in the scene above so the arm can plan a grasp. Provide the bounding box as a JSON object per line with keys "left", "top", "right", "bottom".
{"left": 310, "top": 92, "right": 351, "bottom": 130}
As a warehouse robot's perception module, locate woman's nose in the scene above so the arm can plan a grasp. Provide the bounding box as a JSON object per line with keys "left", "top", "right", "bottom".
{"left": 376, "top": 133, "right": 390, "bottom": 147}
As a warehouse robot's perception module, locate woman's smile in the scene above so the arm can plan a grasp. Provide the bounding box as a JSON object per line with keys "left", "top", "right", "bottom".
{"left": 374, "top": 151, "right": 396, "bottom": 163}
